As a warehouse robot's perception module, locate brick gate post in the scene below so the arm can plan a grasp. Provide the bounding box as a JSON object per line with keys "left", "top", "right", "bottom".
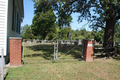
{"left": 10, "top": 37, "right": 22, "bottom": 66}
{"left": 83, "top": 39, "right": 94, "bottom": 62}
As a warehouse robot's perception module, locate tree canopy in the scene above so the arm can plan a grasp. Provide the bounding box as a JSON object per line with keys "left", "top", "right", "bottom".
{"left": 31, "top": 0, "right": 56, "bottom": 39}
{"left": 31, "top": 0, "right": 120, "bottom": 47}
{"left": 21, "top": 24, "right": 34, "bottom": 39}
{"left": 48, "top": 0, "right": 120, "bottom": 47}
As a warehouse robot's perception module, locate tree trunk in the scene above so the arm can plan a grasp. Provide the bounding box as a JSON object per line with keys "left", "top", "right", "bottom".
{"left": 42, "top": 32, "right": 48, "bottom": 40}
{"left": 103, "top": 17, "right": 116, "bottom": 48}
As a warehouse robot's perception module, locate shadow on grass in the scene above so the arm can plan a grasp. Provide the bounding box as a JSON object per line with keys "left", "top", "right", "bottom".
{"left": 25, "top": 44, "right": 54, "bottom": 60}
{"left": 58, "top": 44, "right": 82, "bottom": 59}
{"left": 25, "top": 44, "right": 82, "bottom": 60}
{"left": 94, "top": 46, "right": 120, "bottom": 60}
{"left": 111, "top": 54, "right": 120, "bottom": 60}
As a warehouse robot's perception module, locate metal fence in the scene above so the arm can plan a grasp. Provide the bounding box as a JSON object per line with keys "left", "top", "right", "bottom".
{"left": 22, "top": 39, "right": 55, "bottom": 63}
{"left": 54, "top": 40, "right": 82, "bottom": 61}
{"left": 22, "top": 39, "right": 82, "bottom": 63}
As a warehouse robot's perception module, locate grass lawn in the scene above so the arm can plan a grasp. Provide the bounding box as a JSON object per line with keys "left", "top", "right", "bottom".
{"left": 4, "top": 43, "right": 120, "bottom": 80}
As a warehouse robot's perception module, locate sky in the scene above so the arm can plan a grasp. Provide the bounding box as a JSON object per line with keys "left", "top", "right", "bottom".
{"left": 21, "top": 0, "right": 92, "bottom": 31}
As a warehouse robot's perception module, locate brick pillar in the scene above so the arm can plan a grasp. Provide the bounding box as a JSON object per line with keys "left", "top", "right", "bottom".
{"left": 83, "top": 40, "right": 94, "bottom": 62}
{"left": 10, "top": 37, "right": 22, "bottom": 66}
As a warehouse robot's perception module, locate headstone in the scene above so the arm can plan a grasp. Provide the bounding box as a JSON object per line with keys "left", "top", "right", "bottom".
{"left": 63, "top": 44, "right": 67, "bottom": 47}
{"left": 29, "top": 41, "right": 31, "bottom": 44}
{"left": 66, "top": 41, "right": 71, "bottom": 45}
{"left": 78, "top": 39, "right": 81, "bottom": 44}
{"left": 44, "top": 40, "right": 46, "bottom": 43}
{"left": 74, "top": 41, "right": 78, "bottom": 46}
{"left": 33, "top": 39, "right": 36, "bottom": 44}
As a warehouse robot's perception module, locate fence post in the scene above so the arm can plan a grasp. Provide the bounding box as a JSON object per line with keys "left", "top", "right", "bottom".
{"left": 1, "top": 49, "right": 4, "bottom": 80}
{"left": 57, "top": 40, "right": 58, "bottom": 60}
{"left": 55, "top": 44, "right": 58, "bottom": 60}
{"left": 117, "top": 43, "right": 119, "bottom": 54}
{"left": 83, "top": 40, "right": 94, "bottom": 62}
{"left": 54, "top": 43, "right": 55, "bottom": 60}
{"left": 82, "top": 40, "right": 84, "bottom": 59}
{"left": 22, "top": 39, "right": 24, "bottom": 61}
{"left": 54, "top": 41, "right": 58, "bottom": 60}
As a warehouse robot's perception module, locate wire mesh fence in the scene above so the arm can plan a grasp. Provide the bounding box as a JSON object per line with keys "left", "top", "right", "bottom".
{"left": 23, "top": 39, "right": 56, "bottom": 63}
{"left": 54, "top": 40, "right": 82, "bottom": 60}
{"left": 22, "top": 39, "right": 82, "bottom": 63}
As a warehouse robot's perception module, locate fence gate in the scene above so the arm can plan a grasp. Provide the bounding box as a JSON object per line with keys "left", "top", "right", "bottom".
{"left": 22, "top": 39, "right": 55, "bottom": 63}
{"left": 54, "top": 40, "right": 82, "bottom": 61}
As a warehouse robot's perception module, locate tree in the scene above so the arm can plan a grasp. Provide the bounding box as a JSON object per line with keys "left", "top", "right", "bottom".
{"left": 31, "top": 0, "right": 56, "bottom": 39}
{"left": 49, "top": 0, "right": 120, "bottom": 48}
{"left": 114, "top": 22, "right": 120, "bottom": 42}
{"left": 21, "top": 24, "right": 28, "bottom": 39}
{"left": 21, "top": 24, "right": 34, "bottom": 39}
{"left": 45, "top": 23, "right": 60, "bottom": 40}
{"left": 60, "top": 27, "right": 69, "bottom": 40}
{"left": 91, "top": 29, "right": 104, "bottom": 42}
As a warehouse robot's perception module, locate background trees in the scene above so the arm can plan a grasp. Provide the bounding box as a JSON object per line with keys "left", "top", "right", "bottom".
{"left": 49, "top": 0, "right": 120, "bottom": 47}
{"left": 21, "top": 24, "right": 34, "bottom": 39}
{"left": 21, "top": 0, "right": 120, "bottom": 45}
{"left": 21, "top": 23, "right": 114, "bottom": 44}
{"left": 31, "top": 0, "right": 56, "bottom": 40}
{"left": 114, "top": 22, "right": 120, "bottom": 42}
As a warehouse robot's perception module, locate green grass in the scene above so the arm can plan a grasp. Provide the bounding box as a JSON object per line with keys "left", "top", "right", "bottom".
{"left": 4, "top": 43, "right": 120, "bottom": 80}
{"left": 5, "top": 58, "right": 120, "bottom": 80}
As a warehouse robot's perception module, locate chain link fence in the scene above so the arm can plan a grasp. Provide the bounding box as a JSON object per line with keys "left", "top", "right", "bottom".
{"left": 23, "top": 39, "right": 56, "bottom": 63}
{"left": 54, "top": 40, "right": 82, "bottom": 61}
{"left": 22, "top": 39, "right": 83, "bottom": 63}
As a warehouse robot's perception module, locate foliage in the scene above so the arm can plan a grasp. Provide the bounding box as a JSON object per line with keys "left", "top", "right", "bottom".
{"left": 57, "top": 13, "right": 73, "bottom": 27}
{"left": 45, "top": 23, "right": 60, "bottom": 40}
{"left": 21, "top": 24, "right": 105, "bottom": 42}
{"left": 91, "top": 29, "right": 104, "bottom": 42}
{"left": 26, "top": 0, "right": 119, "bottom": 43}
{"left": 31, "top": 0, "right": 56, "bottom": 39}
{"left": 75, "top": 36, "right": 85, "bottom": 40}
{"left": 49, "top": 0, "right": 120, "bottom": 47}
{"left": 51, "top": 0, "right": 120, "bottom": 28}
{"left": 114, "top": 22, "right": 120, "bottom": 42}
{"left": 21, "top": 24, "right": 34, "bottom": 39}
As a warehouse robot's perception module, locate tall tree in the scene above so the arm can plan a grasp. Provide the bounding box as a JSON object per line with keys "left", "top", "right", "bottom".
{"left": 31, "top": 0, "right": 56, "bottom": 39}
{"left": 114, "top": 22, "right": 120, "bottom": 42}
{"left": 49, "top": 0, "right": 120, "bottom": 48}
{"left": 91, "top": 29, "right": 104, "bottom": 42}
{"left": 21, "top": 24, "right": 34, "bottom": 39}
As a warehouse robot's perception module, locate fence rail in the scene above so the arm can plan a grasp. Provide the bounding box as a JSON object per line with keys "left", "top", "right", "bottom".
{"left": 94, "top": 43, "right": 120, "bottom": 56}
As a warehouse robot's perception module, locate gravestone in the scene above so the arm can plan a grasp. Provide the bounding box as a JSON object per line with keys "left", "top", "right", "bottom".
{"left": 33, "top": 39, "right": 36, "bottom": 44}
{"left": 74, "top": 41, "right": 78, "bottom": 46}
